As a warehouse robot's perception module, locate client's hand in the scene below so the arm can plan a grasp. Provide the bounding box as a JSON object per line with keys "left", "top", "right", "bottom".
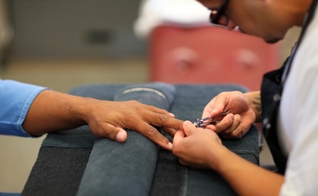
{"left": 85, "top": 99, "right": 184, "bottom": 150}
{"left": 23, "top": 90, "right": 183, "bottom": 151}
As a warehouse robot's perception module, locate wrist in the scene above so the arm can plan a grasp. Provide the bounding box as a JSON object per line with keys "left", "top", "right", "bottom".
{"left": 244, "top": 91, "right": 262, "bottom": 123}
{"left": 23, "top": 90, "right": 89, "bottom": 134}
{"left": 207, "top": 145, "right": 229, "bottom": 171}
{"left": 72, "top": 96, "right": 97, "bottom": 125}
{"left": 211, "top": 145, "right": 238, "bottom": 174}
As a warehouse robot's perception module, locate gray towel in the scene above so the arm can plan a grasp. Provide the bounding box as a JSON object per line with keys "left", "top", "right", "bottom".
{"left": 77, "top": 83, "right": 176, "bottom": 196}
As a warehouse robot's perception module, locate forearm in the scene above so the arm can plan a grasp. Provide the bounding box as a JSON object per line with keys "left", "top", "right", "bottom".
{"left": 212, "top": 147, "right": 284, "bottom": 196}
{"left": 244, "top": 91, "right": 262, "bottom": 123}
{"left": 22, "top": 90, "right": 92, "bottom": 135}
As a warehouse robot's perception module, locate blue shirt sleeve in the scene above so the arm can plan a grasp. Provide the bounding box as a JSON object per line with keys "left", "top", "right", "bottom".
{"left": 0, "top": 79, "right": 48, "bottom": 137}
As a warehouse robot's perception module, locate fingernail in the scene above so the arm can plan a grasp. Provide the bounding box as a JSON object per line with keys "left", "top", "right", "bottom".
{"left": 116, "top": 131, "right": 125, "bottom": 142}
{"left": 184, "top": 121, "right": 193, "bottom": 127}
{"left": 168, "top": 113, "right": 175, "bottom": 117}
{"left": 168, "top": 142, "right": 173, "bottom": 149}
{"left": 210, "top": 109, "right": 216, "bottom": 115}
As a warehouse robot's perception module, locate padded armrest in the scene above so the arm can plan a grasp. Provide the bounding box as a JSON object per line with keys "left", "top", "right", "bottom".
{"left": 22, "top": 83, "right": 259, "bottom": 196}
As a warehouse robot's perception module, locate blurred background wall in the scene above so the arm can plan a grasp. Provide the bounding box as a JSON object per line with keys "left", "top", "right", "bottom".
{"left": 10, "top": 0, "right": 147, "bottom": 58}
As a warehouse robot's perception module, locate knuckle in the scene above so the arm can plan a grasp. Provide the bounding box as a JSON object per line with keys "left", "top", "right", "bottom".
{"left": 124, "top": 113, "right": 139, "bottom": 124}
{"left": 172, "top": 146, "right": 180, "bottom": 155}
{"left": 148, "top": 105, "right": 158, "bottom": 111}
{"left": 232, "top": 133, "right": 241, "bottom": 139}
{"left": 147, "top": 126, "right": 158, "bottom": 136}
{"left": 232, "top": 129, "right": 244, "bottom": 139}
{"left": 219, "top": 92, "right": 227, "bottom": 96}
{"left": 234, "top": 114, "right": 242, "bottom": 122}
{"left": 129, "top": 100, "right": 138, "bottom": 104}
{"left": 179, "top": 160, "right": 186, "bottom": 166}
{"left": 158, "top": 113, "right": 169, "bottom": 123}
{"left": 222, "top": 128, "right": 231, "bottom": 135}
{"left": 95, "top": 128, "right": 108, "bottom": 138}
{"left": 95, "top": 124, "right": 119, "bottom": 140}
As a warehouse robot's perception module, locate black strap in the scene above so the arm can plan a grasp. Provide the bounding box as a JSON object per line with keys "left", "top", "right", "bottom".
{"left": 283, "top": 0, "right": 318, "bottom": 81}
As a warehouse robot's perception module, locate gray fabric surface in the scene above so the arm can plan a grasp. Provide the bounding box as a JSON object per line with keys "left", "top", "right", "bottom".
{"left": 150, "top": 145, "right": 188, "bottom": 196}
{"left": 41, "top": 127, "right": 95, "bottom": 148}
{"left": 21, "top": 148, "right": 92, "bottom": 196}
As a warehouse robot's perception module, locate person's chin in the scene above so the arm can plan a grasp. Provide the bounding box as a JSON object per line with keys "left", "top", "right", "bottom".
{"left": 264, "top": 37, "right": 281, "bottom": 44}
{"left": 238, "top": 27, "right": 282, "bottom": 44}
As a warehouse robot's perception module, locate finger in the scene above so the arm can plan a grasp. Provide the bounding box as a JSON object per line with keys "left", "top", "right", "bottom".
{"left": 172, "top": 130, "right": 185, "bottom": 156}
{"left": 178, "top": 159, "right": 189, "bottom": 166}
{"left": 161, "top": 127, "right": 177, "bottom": 137}
{"left": 96, "top": 123, "right": 128, "bottom": 142}
{"left": 221, "top": 114, "right": 250, "bottom": 139}
{"left": 221, "top": 114, "right": 241, "bottom": 135}
{"left": 204, "top": 94, "right": 229, "bottom": 118}
{"left": 143, "top": 104, "right": 173, "bottom": 116}
{"left": 138, "top": 103, "right": 177, "bottom": 119}
{"left": 134, "top": 121, "right": 173, "bottom": 150}
{"left": 144, "top": 112, "right": 184, "bottom": 130}
{"left": 202, "top": 99, "right": 217, "bottom": 118}
{"left": 208, "top": 113, "right": 235, "bottom": 133}
{"left": 116, "top": 129, "right": 128, "bottom": 142}
{"left": 231, "top": 123, "right": 251, "bottom": 139}
{"left": 172, "top": 130, "right": 185, "bottom": 146}
{"left": 183, "top": 121, "right": 197, "bottom": 136}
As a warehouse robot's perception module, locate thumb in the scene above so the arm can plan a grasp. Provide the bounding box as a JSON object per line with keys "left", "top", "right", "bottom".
{"left": 115, "top": 129, "right": 127, "bottom": 142}
{"left": 183, "top": 121, "right": 196, "bottom": 136}
{"left": 209, "top": 107, "right": 225, "bottom": 117}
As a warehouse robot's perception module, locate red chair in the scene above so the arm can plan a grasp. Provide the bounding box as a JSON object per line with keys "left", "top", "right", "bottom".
{"left": 149, "top": 25, "right": 279, "bottom": 91}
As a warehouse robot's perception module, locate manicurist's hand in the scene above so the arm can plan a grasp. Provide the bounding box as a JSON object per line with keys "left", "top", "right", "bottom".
{"left": 173, "top": 120, "right": 284, "bottom": 196}
{"left": 23, "top": 90, "right": 184, "bottom": 150}
{"left": 201, "top": 91, "right": 260, "bottom": 139}
{"left": 172, "top": 121, "right": 224, "bottom": 169}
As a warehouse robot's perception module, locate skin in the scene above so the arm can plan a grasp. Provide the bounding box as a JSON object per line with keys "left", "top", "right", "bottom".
{"left": 23, "top": 90, "right": 184, "bottom": 150}
{"left": 173, "top": 121, "right": 284, "bottom": 196}
{"left": 199, "top": 0, "right": 311, "bottom": 43}
{"left": 202, "top": 91, "right": 260, "bottom": 139}
{"left": 172, "top": 0, "right": 313, "bottom": 195}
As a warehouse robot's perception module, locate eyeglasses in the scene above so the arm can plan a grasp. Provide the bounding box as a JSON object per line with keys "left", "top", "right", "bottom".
{"left": 210, "top": 0, "right": 231, "bottom": 26}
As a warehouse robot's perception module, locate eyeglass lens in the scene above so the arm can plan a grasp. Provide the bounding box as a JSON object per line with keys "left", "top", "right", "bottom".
{"left": 209, "top": 0, "right": 230, "bottom": 25}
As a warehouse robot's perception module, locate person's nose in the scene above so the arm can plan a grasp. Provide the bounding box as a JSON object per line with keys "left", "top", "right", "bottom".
{"left": 217, "top": 15, "right": 229, "bottom": 26}
{"left": 226, "top": 20, "right": 237, "bottom": 30}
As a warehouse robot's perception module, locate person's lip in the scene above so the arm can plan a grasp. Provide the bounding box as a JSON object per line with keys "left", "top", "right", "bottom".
{"left": 236, "top": 27, "right": 246, "bottom": 34}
